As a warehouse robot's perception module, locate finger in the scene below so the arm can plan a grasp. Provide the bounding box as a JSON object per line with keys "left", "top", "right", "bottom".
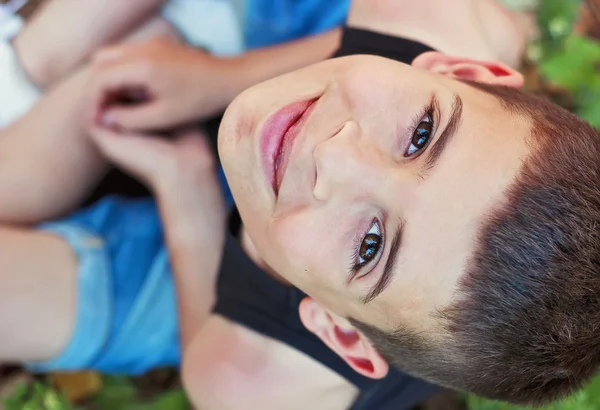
{"left": 89, "top": 126, "right": 170, "bottom": 183}
{"left": 100, "top": 102, "right": 173, "bottom": 132}
{"left": 86, "top": 62, "right": 150, "bottom": 127}
{"left": 92, "top": 44, "right": 133, "bottom": 65}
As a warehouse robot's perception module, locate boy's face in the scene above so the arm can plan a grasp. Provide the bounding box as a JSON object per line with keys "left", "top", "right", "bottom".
{"left": 219, "top": 54, "right": 532, "bottom": 334}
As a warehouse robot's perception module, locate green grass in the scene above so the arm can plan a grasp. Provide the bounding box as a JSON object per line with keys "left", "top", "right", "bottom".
{"left": 2, "top": 375, "right": 190, "bottom": 410}
{"left": 467, "top": 375, "right": 600, "bottom": 410}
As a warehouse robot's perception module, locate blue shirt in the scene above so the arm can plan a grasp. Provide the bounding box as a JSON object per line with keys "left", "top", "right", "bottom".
{"left": 243, "top": 0, "right": 350, "bottom": 49}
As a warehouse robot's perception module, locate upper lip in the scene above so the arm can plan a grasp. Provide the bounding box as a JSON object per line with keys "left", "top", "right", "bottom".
{"left": 259, "top": 97, "right": 318, "bottom": 196}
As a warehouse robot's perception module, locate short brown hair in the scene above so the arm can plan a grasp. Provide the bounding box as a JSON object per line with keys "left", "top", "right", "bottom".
{"left": 353, "top": 82, "right": 600, "bottom": 405}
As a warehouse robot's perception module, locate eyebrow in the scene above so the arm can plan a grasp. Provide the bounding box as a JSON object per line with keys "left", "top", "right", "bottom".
{"left": 423, "top": 95, "right": 464, "bottom": 174}
{"left": 361, "top": 222, "right": 403, "bottom": 304}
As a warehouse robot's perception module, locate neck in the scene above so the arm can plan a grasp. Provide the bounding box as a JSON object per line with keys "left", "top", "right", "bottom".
{"left": 347, "top": 0, "right": 531, "bottom": 67}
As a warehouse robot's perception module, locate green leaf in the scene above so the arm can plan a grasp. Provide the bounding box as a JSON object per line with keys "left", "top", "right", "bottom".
{"left": 539, "top": 35, "right": 600, "bottom": 91}
{"left": 89, "top": 375, "right": 191, "bottom": 410}
{"left": 92, "top": 376, "right": 139, "bottom": 410}
{"left": 149, "top": 389, "right": 190, "bottom": 410}
{"left": 3, "top": 381, "right": 72, "bottom": 410}
{"left": 537, "top": 0, "right": 582, "bottom": 45}
{"left": 575, "top": 94, "right": 600, "bottom": 127}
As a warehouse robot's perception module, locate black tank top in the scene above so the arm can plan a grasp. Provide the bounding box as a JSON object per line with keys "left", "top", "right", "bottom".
{"left": 214, "top": 27, "right": 441, "bottom": 410}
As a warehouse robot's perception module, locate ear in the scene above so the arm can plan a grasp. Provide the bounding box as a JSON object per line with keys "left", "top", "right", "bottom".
{"left": 299, "top": 297, "right": 389, "bottom": 379}
{"left": 412, "top": 51, "right": 524, "bottom": 88}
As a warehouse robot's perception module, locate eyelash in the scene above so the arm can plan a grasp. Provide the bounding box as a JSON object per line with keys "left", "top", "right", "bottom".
{"left": 349, "top": 219, "right": 385, "bottom": 276}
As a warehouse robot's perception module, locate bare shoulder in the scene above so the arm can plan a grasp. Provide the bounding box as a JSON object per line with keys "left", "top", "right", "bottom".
{"left": 346, "top": 0, "right": 426, "bottom": 30}
{"left": 182, "top": 315, "right": 358, "bottom": 410}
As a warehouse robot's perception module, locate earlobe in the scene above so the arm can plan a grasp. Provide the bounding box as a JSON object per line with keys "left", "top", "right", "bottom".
{"left": 412, "top": 51, "right": 524, "bottom": 88}
{"left": 299, "top": 297, "right": 389, "bottom": 379}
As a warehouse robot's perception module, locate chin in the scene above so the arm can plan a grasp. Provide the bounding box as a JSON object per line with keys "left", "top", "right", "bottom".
{"left": 217, "top": 123, "right": 238, "bottom": 164}
{"left": 218, "top": 97, "right": 248, "bottom": 157}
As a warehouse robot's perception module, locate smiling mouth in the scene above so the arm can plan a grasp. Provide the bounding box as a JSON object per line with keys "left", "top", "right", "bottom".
{"left": 260, "top": 98, "right": 318, "bottom": 197}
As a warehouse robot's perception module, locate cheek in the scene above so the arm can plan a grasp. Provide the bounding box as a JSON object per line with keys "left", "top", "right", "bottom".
{"left": 269, "top": 218, "right": 320, "bottom": 271}
{"left": 262, "top": 214, "right": 337, "bottom": 287}
{"left": 256, "top": 211, "right": 369, "bottom": 321}
{"left": 338, "top": 61, "right": 397, "bottom": 118}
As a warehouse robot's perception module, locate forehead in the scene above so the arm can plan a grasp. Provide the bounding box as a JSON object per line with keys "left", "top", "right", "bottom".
{"left": 372, "top": 82, "right": 534, "bottom": 331}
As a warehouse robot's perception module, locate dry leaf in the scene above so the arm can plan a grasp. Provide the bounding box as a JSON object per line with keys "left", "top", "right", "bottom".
{"left": 51, "top": 371, "right": 102, "bottom": 403}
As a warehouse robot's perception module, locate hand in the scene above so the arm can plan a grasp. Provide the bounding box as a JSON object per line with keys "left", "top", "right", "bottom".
{"left": 89, "top": 126, "right": 215, "bottom": 190}
{"left": 88, "top": 126, "right": 225, "bottom": 242}
{"left": 87, "top": 38, "right": 239, "bottom": 132}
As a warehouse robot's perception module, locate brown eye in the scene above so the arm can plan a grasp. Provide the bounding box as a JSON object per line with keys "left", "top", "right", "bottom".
{"left": 406, "top": 115, "right": 433, "bottom": 156}
{"left": 360, "top": 234, "right": 381, "bottom": 263}
{"left": 356, "top": 221, "right": 383, "bottom": 267}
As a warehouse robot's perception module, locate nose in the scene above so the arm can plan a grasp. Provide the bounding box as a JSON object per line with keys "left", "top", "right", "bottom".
{"left": 313, "top": 122, "right": 388, "bottom": 201}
